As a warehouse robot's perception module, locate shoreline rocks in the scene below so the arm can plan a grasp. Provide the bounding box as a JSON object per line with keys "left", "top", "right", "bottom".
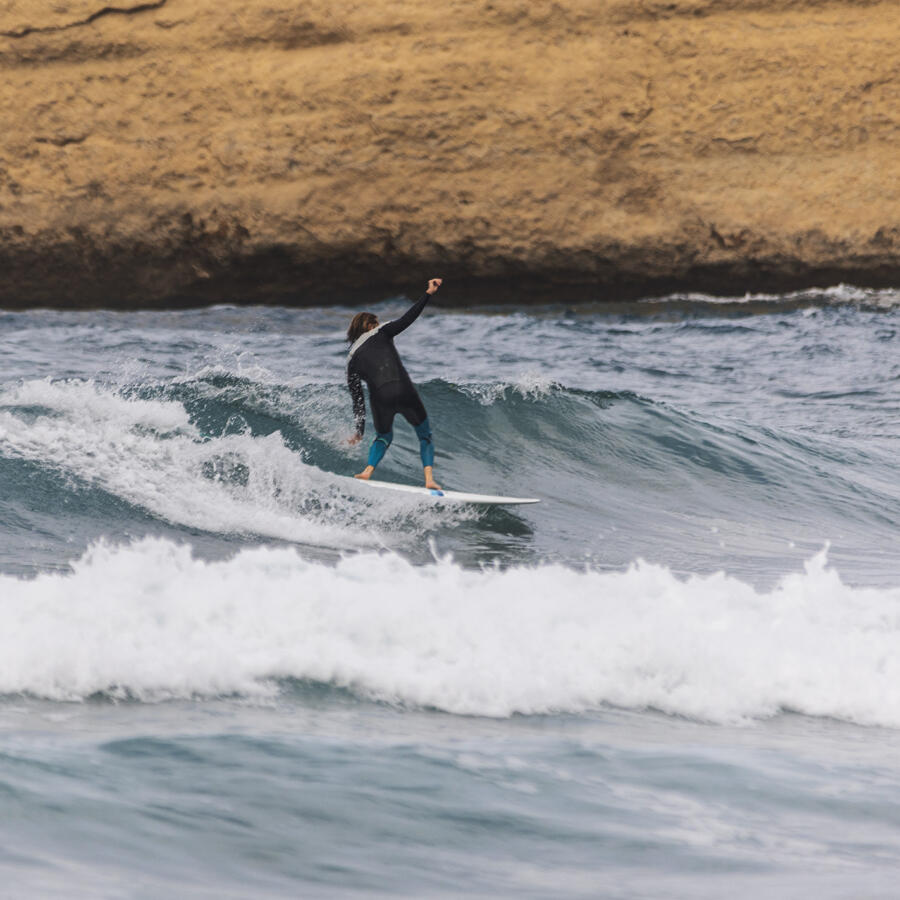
{"left": 1, "top": 0, "right": 899, "bottom": 308}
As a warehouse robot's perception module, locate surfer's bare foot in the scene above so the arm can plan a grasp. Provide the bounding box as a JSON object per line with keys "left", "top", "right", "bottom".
{"left": 424, "top": 466, "right": 441, "bottom": 490}
{"left": 355, "top": 466, "right": 375, "bottom": 480}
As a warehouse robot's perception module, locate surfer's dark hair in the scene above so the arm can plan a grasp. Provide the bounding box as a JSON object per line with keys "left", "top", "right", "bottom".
{"left": 347, "top": 312, "right": 378, "bottom": 343}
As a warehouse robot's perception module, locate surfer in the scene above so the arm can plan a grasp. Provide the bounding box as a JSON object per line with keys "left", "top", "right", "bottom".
{"left": 346, "top": 278, "right": 443, "bottom": 489}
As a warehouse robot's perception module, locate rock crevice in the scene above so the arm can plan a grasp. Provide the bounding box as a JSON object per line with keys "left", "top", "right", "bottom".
{"left": 1, "top": 1, "right": 168, "bottom": 39}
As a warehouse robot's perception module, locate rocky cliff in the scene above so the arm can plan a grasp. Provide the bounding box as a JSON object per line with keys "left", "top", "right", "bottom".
{"left": 0, "top": 0, "right": 898, "bottom": 307}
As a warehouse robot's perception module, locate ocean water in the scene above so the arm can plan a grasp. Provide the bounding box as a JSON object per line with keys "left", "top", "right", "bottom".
{"left": 2, "top": 285, "right": 900, "bottom": 897}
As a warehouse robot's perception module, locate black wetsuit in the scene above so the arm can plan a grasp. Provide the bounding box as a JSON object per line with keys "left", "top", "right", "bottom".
{"left": 346, "top": 293, "right": 434, "bottom": 468}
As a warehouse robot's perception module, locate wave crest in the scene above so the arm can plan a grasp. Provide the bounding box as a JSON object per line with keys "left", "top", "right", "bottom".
{"left": 3, "top": 539, "right": 900, "bottom": 727}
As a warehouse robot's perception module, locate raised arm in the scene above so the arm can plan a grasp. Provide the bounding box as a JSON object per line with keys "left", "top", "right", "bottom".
{"left": 381, "top": 278, "right": 442, "bottom": 338}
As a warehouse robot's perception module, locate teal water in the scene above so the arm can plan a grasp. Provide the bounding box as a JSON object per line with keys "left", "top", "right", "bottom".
{"left": 2, "top": 285, "right": 900, "bottom": 896}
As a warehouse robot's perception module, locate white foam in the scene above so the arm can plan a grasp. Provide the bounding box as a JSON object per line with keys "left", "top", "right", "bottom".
{"left": 2, "top": 377, "right": 193, "bottom": 434}
{"left": 172, "top": 365, "right": 355, "bottom": 450}
{"left": 3, "top": 539, "right": 900, "bottom": 727}
{"left": 459, "top": 375, "right": 560, "bottom": 406}
{"left": 0, "top": 379, "right": 464, "bottom": 547}
{"left": 648, "top": 283, "right": 900, "bottom": 308}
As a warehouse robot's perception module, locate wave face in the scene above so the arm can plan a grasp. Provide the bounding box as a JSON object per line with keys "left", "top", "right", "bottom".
{"left": 1, "top": 291, "right": 900, "bottom": 720}
{"left": 1, "top": 367, "right": 897, "bottom": 581}
{"left": 3, "top": 538, "right": 900, "bottom": 728}
{"left": 0, "top": 376, "right": 476, "bottom": 553}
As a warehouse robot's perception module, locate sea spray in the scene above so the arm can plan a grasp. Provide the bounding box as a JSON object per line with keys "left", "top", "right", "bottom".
{"left": 0, "top": 378, "right": 476, "bottom": 548}
{"left": 3, "top": 538, "right": 899, "bottom": 725}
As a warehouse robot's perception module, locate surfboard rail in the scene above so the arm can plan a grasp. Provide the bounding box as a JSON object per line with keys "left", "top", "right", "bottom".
{"left": 353, "top": 479, "right": 539, "bottom": 506}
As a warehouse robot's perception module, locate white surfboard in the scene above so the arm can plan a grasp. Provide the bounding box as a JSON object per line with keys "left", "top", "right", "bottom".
{"left": 354, "top": 479, "right": 539, "bottom": 506}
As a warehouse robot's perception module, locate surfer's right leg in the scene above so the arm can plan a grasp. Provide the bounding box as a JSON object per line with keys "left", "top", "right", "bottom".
{"left": 402, "top": 394, "right": 439, "bottom": 490}
{"left": 412, "top": 418, "right": 440, "bottom": 490}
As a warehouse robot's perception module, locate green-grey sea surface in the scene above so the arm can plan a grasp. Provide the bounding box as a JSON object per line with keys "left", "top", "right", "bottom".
{"left": 2, "top": 285, "right": 900, "bottom": 897}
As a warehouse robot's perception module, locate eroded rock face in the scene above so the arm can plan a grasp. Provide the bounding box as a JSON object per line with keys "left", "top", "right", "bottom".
{"left": 0, "top": 0, "right": 898, "bottom": 307}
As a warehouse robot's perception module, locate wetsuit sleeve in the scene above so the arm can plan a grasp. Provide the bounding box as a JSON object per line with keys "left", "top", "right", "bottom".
{"left": 380, "top": 293, "right": 430, "bottom": 338}
{"left": 347, "top": 366, "right": 366, "bottom": 437}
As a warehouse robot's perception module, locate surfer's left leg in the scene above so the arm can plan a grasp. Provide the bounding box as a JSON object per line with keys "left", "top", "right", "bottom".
{"left": 356, "top": 399, "right": 395, "bottom": 480}
{"left": 355, "top": 430, "right": 393, "bottom": 480}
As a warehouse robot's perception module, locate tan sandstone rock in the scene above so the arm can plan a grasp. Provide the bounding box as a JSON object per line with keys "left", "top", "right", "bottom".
{"left": 0, "top": 0, "right": 898, "bottom": 306}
